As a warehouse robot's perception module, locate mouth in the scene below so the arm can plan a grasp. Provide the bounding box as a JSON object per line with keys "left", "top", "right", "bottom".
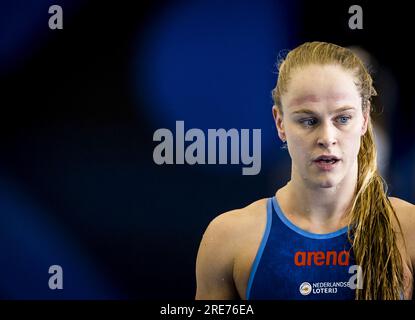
{"left": 313, "top": 156, "right": 341, "bottom": 171}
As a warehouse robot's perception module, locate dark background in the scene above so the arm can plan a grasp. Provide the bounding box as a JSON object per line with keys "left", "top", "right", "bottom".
{"left": 0, "top": 0, "right": 413, "bottom": 299}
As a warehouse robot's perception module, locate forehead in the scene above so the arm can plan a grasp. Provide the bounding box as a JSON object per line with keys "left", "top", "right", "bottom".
{"left": 282, "top": 64, "right": 361, "bottom": 109}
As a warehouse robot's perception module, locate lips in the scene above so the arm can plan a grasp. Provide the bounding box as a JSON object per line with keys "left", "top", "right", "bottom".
{"left": 313, "top": 155, "right": 340, "bottom": 170}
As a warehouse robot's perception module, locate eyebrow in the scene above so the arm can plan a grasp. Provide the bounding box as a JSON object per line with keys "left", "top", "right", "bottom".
{"left": 291, "top": 106, "right": 357, "bottom": 115}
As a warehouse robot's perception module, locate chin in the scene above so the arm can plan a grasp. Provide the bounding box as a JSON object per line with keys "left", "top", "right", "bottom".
{"left": 303, "top": 171, "right": 342, "bottom": 189}
{"left": 316, "top": 178, "right": 338, "bottom": 188}
{"left": 319, "top": 182, "right": 336, "bottom": 188}
{"left": 311, "top": 170, "right": 343, "bottom": 189}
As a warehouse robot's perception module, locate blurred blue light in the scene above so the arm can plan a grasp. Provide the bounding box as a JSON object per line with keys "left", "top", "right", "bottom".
{"left": 0, "top": 0, "right": 82, "bottom": 74}
{"left": 132, "top": 0, "right": 298, "bottom": 170}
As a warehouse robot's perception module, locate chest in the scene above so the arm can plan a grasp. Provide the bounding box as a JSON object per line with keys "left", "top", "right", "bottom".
{"left": 238, "top": 235, "right": 355, "bottom": 299}
{"left": 233, "top": 237, "right": 414, "bottom": 300}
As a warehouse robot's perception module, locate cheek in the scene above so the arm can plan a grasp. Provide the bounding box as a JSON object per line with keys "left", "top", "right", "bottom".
{"left": 287, "top": 133, "right": 310, "bottom": 162}
{"left": 342, "top": 132, "right": 363, "bottom": 160}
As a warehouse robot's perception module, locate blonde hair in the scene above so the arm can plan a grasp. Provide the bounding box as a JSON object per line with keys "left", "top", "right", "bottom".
{"left": 272, "top": 41, "right": 404, "bottom": 299}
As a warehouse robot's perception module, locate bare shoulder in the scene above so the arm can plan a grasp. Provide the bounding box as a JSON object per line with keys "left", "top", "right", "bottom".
{"left": 198, "top": 198, "right": 268, "bottom": 258}
{"left": 205, "top": 198, "right": 267, "bottom": 236}
{"left": 216, "top": 198, "right": 267, "bottom": 227}
{"left": 389, "top": 196, "right": 415, "bottom": 224}
{"left": 195, "top": 198, "right": 267, "bottom": 299}
{"left": 389, "top": 196, "right": 415, "bottom": 269}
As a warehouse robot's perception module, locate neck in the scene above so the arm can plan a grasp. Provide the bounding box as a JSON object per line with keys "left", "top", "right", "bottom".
{"left": 278, "top": 161, "right": 358, "bottom": 229}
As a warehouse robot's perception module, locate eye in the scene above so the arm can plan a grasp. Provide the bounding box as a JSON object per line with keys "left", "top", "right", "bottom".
{"left": 299, "top": 118, "right": 318, "bottom": 127}
{"left": 336, "top": 115, "right": 352, "bottom": 124}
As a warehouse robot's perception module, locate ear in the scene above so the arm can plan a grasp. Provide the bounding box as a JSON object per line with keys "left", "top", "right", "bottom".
{"left": 272, "top": 105, "right": 286, "bottom": 142}
{"left": 361, "top": 104, "right": 370, "bottom": 136}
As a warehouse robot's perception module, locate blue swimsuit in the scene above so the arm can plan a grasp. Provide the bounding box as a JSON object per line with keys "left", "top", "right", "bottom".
{"left": 246, "top": 196, "right": 357, "bottom": 300}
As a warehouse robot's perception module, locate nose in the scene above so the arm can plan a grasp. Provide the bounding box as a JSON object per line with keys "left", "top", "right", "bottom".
{"left": 316, "top": 121, "right": 337, "bottom": 148}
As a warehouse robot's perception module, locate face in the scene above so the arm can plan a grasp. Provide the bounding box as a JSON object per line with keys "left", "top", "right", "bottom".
{"left": 273, "top": 64, "right": 369, "bottom": 189}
